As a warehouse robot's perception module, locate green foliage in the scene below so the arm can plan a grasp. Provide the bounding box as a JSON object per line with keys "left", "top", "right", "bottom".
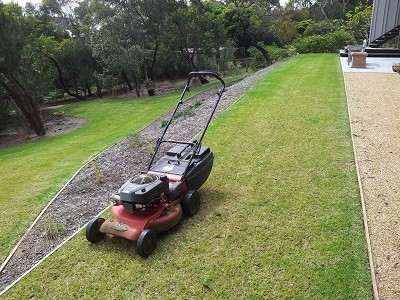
{"left": 0, "top": 4, "right": 41, "bottom": 71}
{"left": 296, "top": 19, "right": 315, "bottom": 34}
{"left": 194, "top": 100, "right": 202, "bottom": 108}
{"left": 221, "top": 0, "right": 273, "bottom": 60}
{"left": 248, "top": 42, "right": 294, "bottom": 70}
{"left": 248, "top": 46, "right": 266, "bottom": 70}
{"left": 291, "top": 30, "right": 352, "bottom": 53}
{"left": 20, "top": 35, "right": 59, "bottom": 101}
{"left": 345, "top": 4, "right": 372, "bottom": 44}
{"left": 56, "top": 39, "right": 97, "bottom": 96}
{"left": 160, "top": 119, "right": 168, "bottom": 128}
{"left": 42, "top": 216, "right": 66, "bottom": 240}
{"left": 266, "top": 44, "right": 296, "bottom": 61}
{"left": 270, "top": 16, "right": 299, "bottom": 45}
{"left": 222, "top": 2, "right": 260, "bottom": 48}
{"left": 168, "top": 0, "right": 226, "bottom": 71}
{"left": 302, "top": 19, "right": 343, "bottom": 36}
{"left": 0, "top": 2, "right": 56, "bottom": 135}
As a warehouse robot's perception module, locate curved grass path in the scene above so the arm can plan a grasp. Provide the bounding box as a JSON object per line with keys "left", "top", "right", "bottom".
{"left": 3, "top": 54, "right": 372, "bottom": 299}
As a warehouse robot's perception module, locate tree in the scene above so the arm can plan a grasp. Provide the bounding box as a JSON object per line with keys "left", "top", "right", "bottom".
{"left": 168, "top": 0, "right": 227, "bottom": 79}
{"left": 221, "top": 1, "right": 272, "bottom": 64}
{"left": 345, "top": 4, "right": 372, "bottom": 43}
{"left": 0, "top": 3, "right": 51, "bottom": 136}
{"left": 286, "top": 0, "right": 371, "bottom": 21}
{"left": 48, "top": 39, "right": 96, "bottom": 100}
{"left": 131, "top": 0, "right": 174, "bottom": 82}
{"left": 270, "top": 13, "right": 299, "bottom": 45}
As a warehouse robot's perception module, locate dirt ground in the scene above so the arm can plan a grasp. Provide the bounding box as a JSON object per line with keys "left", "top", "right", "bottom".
{"left": 344, "top": 72, "right": 400, "bottom": 300}
{"left": 0, "top": 111, "right": 88, "bottom": 149}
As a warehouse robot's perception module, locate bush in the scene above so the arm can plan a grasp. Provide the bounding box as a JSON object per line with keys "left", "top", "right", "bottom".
{"left": 248, "top": 43, "right": 295, "bottom": 70}
{"left": 291, "top": 30, "right": 352, "bottom": 54}
{"left": 248, "top": 46, "right": 266, "bottom": 70}
{"left": 266, "top": 44, "right": 296, "bottom": 61}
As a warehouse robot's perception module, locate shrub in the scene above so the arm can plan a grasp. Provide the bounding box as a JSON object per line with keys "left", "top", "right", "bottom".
{"left": 291, "top": 30, "right": 352, "bottom": 54}
{"left": 248, "top": 43, "right": 295, "bottom": 70}
{"left": 266, "top": 44, "right": 296, "bottom": 61}
{"left": 248, "top": 46, "right": 266, "bottom": 70}
{"left": 160, "top": 119, "right": 169, "bottom": 128}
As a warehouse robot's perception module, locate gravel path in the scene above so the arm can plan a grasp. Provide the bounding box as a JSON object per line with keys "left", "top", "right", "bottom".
{"left": 0, "top": 62, "right": 285, "bottom": 293}
{"left": 344, "top": 72, "right": 400, "bottom": 300}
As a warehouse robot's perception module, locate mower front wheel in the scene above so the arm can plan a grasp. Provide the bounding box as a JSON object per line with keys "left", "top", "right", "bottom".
{"left": 86, "top": 217, "right": 105, "bottom": 243}
{"left": 137, "top": 229, "right": 157, "bottom": 258}
{"left": 181, "top": 190, "right": 200, "bottom": 217}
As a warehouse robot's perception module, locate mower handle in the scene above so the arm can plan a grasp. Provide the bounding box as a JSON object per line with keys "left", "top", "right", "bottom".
{"left": 187, "top": 71, "right": 225, "bottom": 90}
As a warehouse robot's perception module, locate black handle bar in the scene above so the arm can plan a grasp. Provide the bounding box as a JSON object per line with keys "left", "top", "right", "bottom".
{"left": 147, "top": 71, "right": 225, "bottom": 171}
{"left": 187, "top": 71, "right": 225, "bottom": 90}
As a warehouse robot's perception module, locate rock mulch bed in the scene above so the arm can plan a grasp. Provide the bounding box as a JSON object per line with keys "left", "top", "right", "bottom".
{"left": 344, "top": 72, "right": 400, "bottom": 300}
{"left": 0, "top": 62, "right": 285, "bottom": 293}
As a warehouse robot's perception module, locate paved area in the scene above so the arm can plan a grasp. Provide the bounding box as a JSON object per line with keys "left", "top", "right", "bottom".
{"left": 340, "top": 56, "right": 400, "bottom": 73}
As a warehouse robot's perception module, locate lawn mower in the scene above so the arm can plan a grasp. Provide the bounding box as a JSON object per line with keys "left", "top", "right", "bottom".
{"left": 86, "top": 71, "right": 225, "bottom": 257}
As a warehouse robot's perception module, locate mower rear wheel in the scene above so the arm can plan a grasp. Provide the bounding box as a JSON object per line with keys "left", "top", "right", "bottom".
{"left": 137, "top": 229, "right": 157, "bottom": 257}
{"left": 86, "top": 217, "right": 105, "bottom": 243}
{"left": 181, "top": 190, "right": 200, "bottom": 217}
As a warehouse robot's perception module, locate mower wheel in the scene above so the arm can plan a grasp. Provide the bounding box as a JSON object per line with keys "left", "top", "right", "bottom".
{"left": 181, "top": 190, "right": 200, "bottom": 217}
{"left": 86, "top": 217, "right": 105, "bottom": 243}
{"left": 137, "top": 229, "right": 157, "bottom": 258}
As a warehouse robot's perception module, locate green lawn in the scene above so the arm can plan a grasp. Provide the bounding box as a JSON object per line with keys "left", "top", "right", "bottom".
{"left": 3, "top": 54, "right": 372, "bottom": 299}
{"left": 0, "top": 79, "right": 234, "bottom": 263}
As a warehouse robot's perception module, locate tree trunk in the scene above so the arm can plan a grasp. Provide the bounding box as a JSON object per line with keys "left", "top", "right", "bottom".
{"left": 179, "top": 47, "right": 209, "bottom": 84}
{"left": 47, "top": 56, "right": 85, "bottom": 100}
{"left": 253, "top": 43, "right": 272, "bottom": 65}
{"left": 149, "top": 41, "right": 158, "bottom": 82}
{"left": 242, "top": 25, "right": 272, "bottom": 65}
{"left": 131, "top": 70, "right": 140, "bottom": 97}
{"left": 174, "top": 21, "right": 208, "bottom": 84}
{"left": 121, "top": 69, "right": 133, "bottom": 91}
{"left": 85, "top": 82, "right": 93, "bottom": 97}
{"left": 0, "top": 72, "right": 46, "bottom": 136}
{"left": 95, "top": 79, "right": 102, "bottom": 98}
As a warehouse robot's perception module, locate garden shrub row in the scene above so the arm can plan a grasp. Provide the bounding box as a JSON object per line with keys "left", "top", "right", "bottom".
{"left": 248, "top": 29, "right": 351, "bottom": 69}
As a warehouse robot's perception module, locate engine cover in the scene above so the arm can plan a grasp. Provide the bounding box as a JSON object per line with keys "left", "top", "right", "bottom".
{"left": 119, "top": 174, "right": 169, "bottom": 212}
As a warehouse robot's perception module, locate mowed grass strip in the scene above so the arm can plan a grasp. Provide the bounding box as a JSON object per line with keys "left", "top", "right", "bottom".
{"left": 3, "top": 54, "right": 372, "bottom": 299}
{"left": 0, "top": 79, "right": 235, "bottom": 263}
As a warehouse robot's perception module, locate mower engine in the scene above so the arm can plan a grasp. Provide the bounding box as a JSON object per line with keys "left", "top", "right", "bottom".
{"left": 118, "top": 174, "right": 169, "bottom": 212}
